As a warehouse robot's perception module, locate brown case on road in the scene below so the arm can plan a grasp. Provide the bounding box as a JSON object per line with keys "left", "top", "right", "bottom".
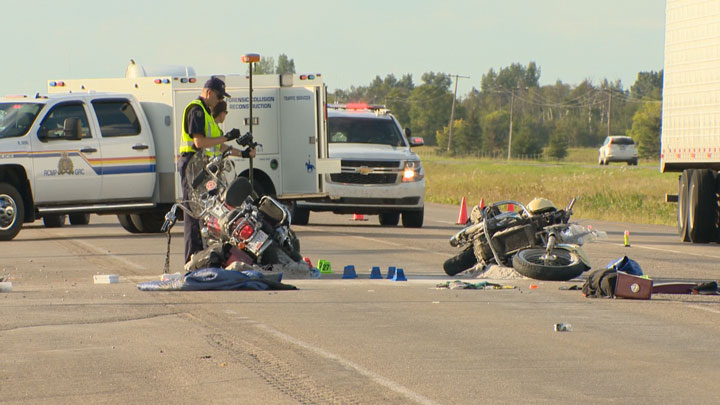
{"left": 615, "top": 271, "right": 653, "bottom": 299}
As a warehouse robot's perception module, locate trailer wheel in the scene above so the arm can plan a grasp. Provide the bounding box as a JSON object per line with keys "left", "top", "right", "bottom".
{"left": 130, "top": 212, "right": 166, "bottom": 233}
{"left": 0, "top": 183, "right": 24, "bottom": 241}
{"left": 69, "top": 213, "right": 90, "bottom": 225}
{"left": 688, "top": 169, "right": 717, "bottom": 243}
{"left": 42, "top": 214, "right": 66, "bottom": 228}
{"left": 117, "top": 214, "right": 141, "bottom": 233}
{"left": 678, "top": 170, "right": 691, "bottom": 242}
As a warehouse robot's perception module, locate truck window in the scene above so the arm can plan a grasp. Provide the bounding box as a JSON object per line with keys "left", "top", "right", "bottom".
{"left": 0, "top": 103, "right": 43, "bottom": 139}
{"left": 91, "top": 99, "right": 141, "bottom": 137}
{"left": 328, "top": 117, "right": 405, "bottom": 146}
{"left": 38, "top": 103, "right": 92, "bottom": 141}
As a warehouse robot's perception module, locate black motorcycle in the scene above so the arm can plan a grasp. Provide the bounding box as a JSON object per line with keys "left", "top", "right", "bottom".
{"left": 443, "top": 198, "right": 595, "bottom": 281}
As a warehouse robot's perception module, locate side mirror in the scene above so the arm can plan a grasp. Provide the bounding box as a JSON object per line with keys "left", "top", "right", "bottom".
{"left": 63, "top": 117, "right": 82, "bottom": 140}
{"left": 409, "top": 136, "right": 424, "bottom": 147}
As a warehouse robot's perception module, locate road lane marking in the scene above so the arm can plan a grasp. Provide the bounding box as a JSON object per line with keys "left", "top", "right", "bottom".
{"left": 255, "top": 323, "right": 439, "bottom": 405}
{"left": 687, "top": 305, "right": 720, "bottom": 315}
{"left": 60, "top": 237, "right": 147, "bottom": 271}
{"left": 598, "top": 240, "right": 720, "bottom": 260}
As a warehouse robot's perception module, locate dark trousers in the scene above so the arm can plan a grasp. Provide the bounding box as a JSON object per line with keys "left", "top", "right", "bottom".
{"left": 178, "top": 154, "right": 203, "bottom": 264}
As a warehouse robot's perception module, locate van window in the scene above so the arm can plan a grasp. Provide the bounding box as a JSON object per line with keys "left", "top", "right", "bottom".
{"left": 92, "top": 99, "right": 141, "bottom": 137}
{"left": 613, "top": 137, "right": 635, "bottom": 145}
{"left": 38, "top": 103, "right": 92, "bottom": 141}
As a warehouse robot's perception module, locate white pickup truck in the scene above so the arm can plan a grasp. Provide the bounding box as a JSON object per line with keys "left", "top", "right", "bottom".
{"left": 0, "top": 64, "right": 338, "bottom": 240}
{"left": 294, "top": 103, "right": 425, "bottom": 227}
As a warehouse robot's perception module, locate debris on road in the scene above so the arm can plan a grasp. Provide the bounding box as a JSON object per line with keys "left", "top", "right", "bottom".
{"left": 436, "top": 280, "right": 515, "bottom": 290}
{"left": 93, "top": 274, "right": 119, "bottom": 284}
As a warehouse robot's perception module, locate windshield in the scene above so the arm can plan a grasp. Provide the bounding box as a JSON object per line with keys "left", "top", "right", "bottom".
{"left": 0, "top": 102, "right": 43, "bottom": 138}
{"left": 328, "top": 116, "right": 406, "bottom": 146}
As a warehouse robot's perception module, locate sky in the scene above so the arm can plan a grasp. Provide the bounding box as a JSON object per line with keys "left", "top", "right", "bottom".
{"left": 0, "top": 0, "right": 665, "bottom": 98}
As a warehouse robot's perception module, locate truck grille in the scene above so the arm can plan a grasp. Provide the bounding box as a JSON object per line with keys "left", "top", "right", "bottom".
{"left": 330, "top": 173, "right": 398, "bottom": 184}
{"left": 329, "top": 159, "right": 402, "bottom": 185}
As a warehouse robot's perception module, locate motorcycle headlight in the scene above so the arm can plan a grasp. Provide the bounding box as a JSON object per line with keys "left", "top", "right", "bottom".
{"left": 401, "top": 160, "right": 424, "bottom": 182}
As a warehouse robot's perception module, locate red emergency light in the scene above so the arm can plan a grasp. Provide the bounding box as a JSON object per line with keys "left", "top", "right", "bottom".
{"left": 345, "top": 102, "right": 369, "bottom": 110}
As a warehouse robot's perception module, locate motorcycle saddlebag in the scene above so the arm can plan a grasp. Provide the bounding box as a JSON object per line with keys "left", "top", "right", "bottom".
{"left": 614, "top": 271, "right": 652, "bottom": 300}
{"left": 258, "top": 197, "right": 287, "bottom": 225}
{"left": 489, "top": 224, "right": 535, "bottom": 256}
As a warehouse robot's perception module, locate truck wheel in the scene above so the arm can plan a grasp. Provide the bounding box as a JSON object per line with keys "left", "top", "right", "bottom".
{"left": 402, "top": 208, "right": 423, "bottom": 228}
{"left": 43, "top": 214, "right": 66, "bottom": 228}
{"left": 512, "top": 248, "right": 587, "bottom": 281}
{"left": 69, "top": 213, "right": 90, "bottom": 225}
{"left": 379, "top": 212, "right": 400, "bottom": 226}
{"left": 443, "top": 248, "right": 477, "bottom": 276}
{"left": 688, "top": 169, "right": 717, "bottom": 243}
{"left": 290, "top": 203, "right": 310, "bottom": 225}
{"left": 678, "top": 170, "right": 690, "bottom": 241}
{"left": 130, "top": 212, "right": 166, "bottom": 233}
{"left": 0, "top": 183, "right": 24, "bottom": 241}
{"left": 117, "top": 214, "right": 141, "bottom": 233}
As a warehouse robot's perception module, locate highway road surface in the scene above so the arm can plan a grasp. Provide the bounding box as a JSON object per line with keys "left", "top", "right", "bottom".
{"left": 2, "top": 203, "right": 719, "bottom": 404}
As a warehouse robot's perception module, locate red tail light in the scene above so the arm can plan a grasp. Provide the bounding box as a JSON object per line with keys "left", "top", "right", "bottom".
{"left": 239, "top": 224, "right": 255, "bottom": 240}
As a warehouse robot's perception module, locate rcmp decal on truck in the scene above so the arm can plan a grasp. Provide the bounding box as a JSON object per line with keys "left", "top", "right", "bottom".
{"left": 0, "top": 149, "right": 156, "bottom": 176}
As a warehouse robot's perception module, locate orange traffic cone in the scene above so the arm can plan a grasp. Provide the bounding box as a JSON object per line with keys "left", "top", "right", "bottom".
{"left": 479, "top": 199, "right": 485, "bottom": 209}
{"left": 507, "top": 203, "right": 515, "bottom": 212}
{"left": 457, "top": 197, "right": 468, "bottom": 224}
{"left": 352, "top": 213, "right": 365, "bottom": 221}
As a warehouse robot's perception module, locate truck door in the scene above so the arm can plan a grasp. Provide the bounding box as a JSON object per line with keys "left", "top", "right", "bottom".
{"left": 89, "top": 98, "right": 156, "bottom": 200}
{"left": 31, "top": 101, "right": 101, "bottom": 203}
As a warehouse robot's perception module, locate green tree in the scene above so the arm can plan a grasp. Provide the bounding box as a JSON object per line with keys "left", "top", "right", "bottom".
{"left": 546, "top": 133, "right": 568, "bottom": 160}
{"left": 512, "top": 116, "right": 547, "bottom": 157}
{"left": 436, "top": 118, "right": 476, "bottom": 155}
{"left": 254, "top": 56, "right": 275, "bottom": 74}
{"left": 276, "top": 54, "right": 296, "bottom": 74}
{"left": 482, "top": 110, "right": 509, "bottom": 156}
{"left": 631, "top": 70, "right": 663, "bottom": 100}
{"left": 627, "top": 101, "right": 662, "bottom": 159}
{"left": 408, "top": 72, "right": 453, "bottom": 146}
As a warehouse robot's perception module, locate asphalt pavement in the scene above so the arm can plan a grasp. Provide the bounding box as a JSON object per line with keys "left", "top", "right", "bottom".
{"left": 1, "top": 203, "right": 719, "bottom": 404}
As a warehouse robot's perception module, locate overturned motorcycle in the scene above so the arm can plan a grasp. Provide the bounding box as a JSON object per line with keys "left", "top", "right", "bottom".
{"left": 162, "top": 148, "right": 316, "bottom": 277}
{"left": 443, "top": 197, "right": 603, "bottom": 281}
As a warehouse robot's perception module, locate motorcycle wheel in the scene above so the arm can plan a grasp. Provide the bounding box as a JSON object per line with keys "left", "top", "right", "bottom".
{"left": 261, "top": 243, "right": 303, "bottom": 265}
{"left": 512, "top": 248, "right": 587, "bottom": 281}
{"left": 443, "top": 248, "right": 477, "bottom": 276}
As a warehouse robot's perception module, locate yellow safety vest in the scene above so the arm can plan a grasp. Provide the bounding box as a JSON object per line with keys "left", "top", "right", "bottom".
{"left": 179, "top": 99, "right": 222, "bottom": 156}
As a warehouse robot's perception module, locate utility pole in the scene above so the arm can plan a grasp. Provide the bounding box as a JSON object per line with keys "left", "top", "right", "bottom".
{"left": 507, "top": 85, "right": 528, "bottom": 160}
{"left": 607, "top": 89, "right": 612, "bottom": 138}
{"left": 446, "top": 74, "right": 470, "bottom": 153}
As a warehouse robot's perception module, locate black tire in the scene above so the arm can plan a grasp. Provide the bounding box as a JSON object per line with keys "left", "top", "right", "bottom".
{"left": 290, "top": 203, "right": 310, "bottom": 226}
{"left": 117, "top": 214, "right": 142, "bottom": 233}
{"left": 402, "top": 207, "right": 424, "bottom": 228}
{"left": 678, "top": 170, "right": 690, "bottom": 242}
{"left": 443, "top": 248, "right": 477, "bottom": 276}
{"left": 0, "top": 183, "right": 25, "bottom": 241}
{"left": 688, "top": 169, "right": 717, "bottom": 243}
{"left": 42, "top": 214, "right": 66, "bottom": 228}
{"left": 379, "top": 212, "right": 400, "bottom": 226}
{"left": 69, "top": 213, "right": 90, "bottom": 225}
{"left": 130, "top": 212, "right": 166, "bottom": 233}
{"left": 512, "top": 248, "right": 587, "bottom": 281}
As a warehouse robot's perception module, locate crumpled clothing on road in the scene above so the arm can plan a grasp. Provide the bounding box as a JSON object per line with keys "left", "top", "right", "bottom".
{"left": 137, "top": 267, "right": 297, "bottom": 291}
{"left": 436, "top": 280, "right": 515, "bottom": 290}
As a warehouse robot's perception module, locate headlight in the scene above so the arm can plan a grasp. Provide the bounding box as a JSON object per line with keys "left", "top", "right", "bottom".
{"left": 402, "top": 160, "right": 424, "bottom": 182}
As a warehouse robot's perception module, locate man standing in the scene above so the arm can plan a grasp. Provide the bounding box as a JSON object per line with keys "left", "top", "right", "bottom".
{"left": 177, "top": 77, "right": 255, "bottom": 264}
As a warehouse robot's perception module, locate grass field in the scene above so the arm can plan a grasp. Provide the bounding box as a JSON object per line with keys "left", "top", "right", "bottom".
{"left": 416, "top": 147, "right": 678, "bottom": 226}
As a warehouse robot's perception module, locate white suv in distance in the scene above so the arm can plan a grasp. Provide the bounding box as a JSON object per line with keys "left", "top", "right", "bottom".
{"left": 598, "top": 136, "right": 638, "bottom": 165}
{"left": 293, "top": 103, "right": 425, "bottom": 227}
